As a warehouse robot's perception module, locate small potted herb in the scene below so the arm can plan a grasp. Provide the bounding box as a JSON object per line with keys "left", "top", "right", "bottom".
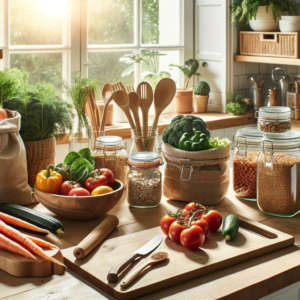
{"left": 193, "top": 81, "right": 210, "bottom": 113}
{"left": 169, "top": 59, "right": 200, "bottom": 114}
{"left": 226, "top": 94, "right": 252, "bottom": 115}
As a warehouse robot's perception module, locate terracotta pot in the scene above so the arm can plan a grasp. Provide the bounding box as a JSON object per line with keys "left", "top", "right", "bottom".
{"left": 194, "top": 95, "right": 209, "bottom": 113}
{"left": 97, "top": 101, "right": 114, "bottom": 125}
{"left": 174, "top": 90, "right": 193, "bottom": 114}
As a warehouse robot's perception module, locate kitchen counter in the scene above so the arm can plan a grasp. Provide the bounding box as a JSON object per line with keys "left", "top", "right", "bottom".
{"left": 2, "top": 174, "right": 300, "bottom": 300}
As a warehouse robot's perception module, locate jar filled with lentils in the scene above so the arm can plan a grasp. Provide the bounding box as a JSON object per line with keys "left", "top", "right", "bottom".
{"left": 232, "top": 128, "right": 262, "bottom": 200}
{"left": 127, "top": 152, "right": 163, "bottom": 208}
{"left": 91, "top": 136, "right": 128, "bottom": 187}
{"left": 257, "top": 131, "right": 300, "bottom": 217}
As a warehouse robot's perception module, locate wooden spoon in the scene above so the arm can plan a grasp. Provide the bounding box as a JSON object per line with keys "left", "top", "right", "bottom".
{"left": 99, "top": 83, "right": 114, "bottom": 133}
{"left": 120, "top": 252, "right": 168, "bottom": 288}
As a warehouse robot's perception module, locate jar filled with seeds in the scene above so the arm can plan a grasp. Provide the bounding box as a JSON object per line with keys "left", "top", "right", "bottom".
{"left": 232, "top": 128, "right": 262, "bottom": 200}
{"left": 92, "top": 136, "right": 128, "bottom": 187}
{"left": 127, "top": 152, "right": 163, "bottom": 208}
{"left": 257, "top": 131, "right": 300, "bottom": 217}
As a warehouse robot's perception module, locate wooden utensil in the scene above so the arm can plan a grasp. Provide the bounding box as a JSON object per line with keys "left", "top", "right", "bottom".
{"left": 120, "top": 252, "right": 168, "bottom": 288}
{"left": 74, "top": 215, "right": 119, "bottom": 260}
{"left": 100, "top": 83, "right": 114, "bottom": 132}
{"left": 148, "top": 78, "right": 176, "bottom": 151}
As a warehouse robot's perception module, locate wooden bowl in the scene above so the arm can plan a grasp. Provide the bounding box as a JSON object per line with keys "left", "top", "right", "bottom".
{"left": 34, "top": 180, "right": 124, "bottom": 221}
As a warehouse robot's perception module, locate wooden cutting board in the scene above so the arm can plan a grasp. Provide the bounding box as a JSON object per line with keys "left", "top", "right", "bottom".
{"left": 0, "top": 248, "right": 65, "bottom": 278}
{"left": 62, "top": 214, "right": 294, "bottom": 300}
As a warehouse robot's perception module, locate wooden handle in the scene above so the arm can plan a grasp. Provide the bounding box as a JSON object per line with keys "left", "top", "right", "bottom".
{"left": 73, "top": 215, "right": 119, "bottom": 260}
{"left": 132, "top": 111, "right": 146, "bottom": 151}
{"left": 107, "top": 252, "right": 139, "bottom": 283}
{"left": 100, "top": 100, "right": 111, "bottom": 133}
{"left": 147, "top": 114, "right": 160, "bottom": 151}
{"left": 142, "top": 109, "right": 149, "bottom": 144}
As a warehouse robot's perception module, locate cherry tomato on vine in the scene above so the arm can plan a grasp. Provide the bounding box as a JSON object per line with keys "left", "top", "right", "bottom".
{"left": 169, "top": 221, "right": 187, "bottom": 244}
{"left": 184, "top": 202, "right": 206, "bottom": 218}
{"left": 191, "top": 218, "right": 209, "bottom": 236}
{"left": 160, "top": 214, "right": 176, "bottom": 236}
{"left": 203, "top": 210, "right": 223, "bottom": 232}
{"left": 180, "top": 225, "right": 205, "bottom": 250}
{"left": 179, "top": 209, "right": 193, "bottom": 219}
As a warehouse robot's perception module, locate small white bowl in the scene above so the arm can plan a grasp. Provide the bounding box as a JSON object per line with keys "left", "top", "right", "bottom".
{"left": 249, "top": 21, "right": 279, "bottom": 32}
{"left": 281, "top": 16, "right": 300, "bottom": 22}
{"left": 279, "top": 20, "right": 300, "bottom": 32}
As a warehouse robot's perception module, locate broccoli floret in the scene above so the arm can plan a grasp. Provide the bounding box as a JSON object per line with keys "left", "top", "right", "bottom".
{"left": 170, "top": 114, "right": 184, "bottom": 125}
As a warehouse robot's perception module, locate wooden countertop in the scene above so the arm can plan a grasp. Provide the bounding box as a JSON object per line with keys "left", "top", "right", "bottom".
{"left": 56, "top": 112, "right": 255, "bottom": 144}
{"left": 2, "top": 170, "right": 300, "bottom": 300}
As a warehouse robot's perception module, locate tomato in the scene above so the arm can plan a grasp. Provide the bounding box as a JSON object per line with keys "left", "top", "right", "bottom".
{"left": 68, "top": 187, "right": 90, "bottom": 197}
{"left": 169, "top": 221, "right": 187, "bottom": 244}
{"left": 180, "top": 209, "right": 193, "bottom": 219}
{"left": 160, "top": 215, "right": 176, "bottom": 236}
{"left": 96, "top": 168, "right": 114, "bottom": 187}
{"left": 60, "top": 181, "right": 81, "bottom": 196}
{"left": 180, "top": 225, "right": 205, "bottom": 250}
{"left": 203, "top": 210, "right": 223, "bottom": 232}
{"left": 191, "top": 218, "right": 209, "bottom": 236}
{"left": 184, "top": 202, "right": 206, "bottom": 218}
{"left": 84, "top": 168, "right": 115, "bottom": 192}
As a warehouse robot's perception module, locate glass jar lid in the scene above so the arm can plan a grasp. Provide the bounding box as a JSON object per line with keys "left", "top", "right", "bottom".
{"left": 96, "top": 136, "right": 124, "bottom": 151}
{"left": 257, "top": 106, "right": 292, "bottom": 119}
{"left": 127, "top": 152, "right": 162, "bottom": 168}
{"left": 234, "top": 128, "right": 263, "bottom": 146}
{"left": 262, "top": 130, "right": 300, "bottom": 149}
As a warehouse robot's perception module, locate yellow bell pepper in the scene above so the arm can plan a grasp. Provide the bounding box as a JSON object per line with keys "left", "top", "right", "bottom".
{"left": 36, "top": 165, "right": 62, "bottom": 194}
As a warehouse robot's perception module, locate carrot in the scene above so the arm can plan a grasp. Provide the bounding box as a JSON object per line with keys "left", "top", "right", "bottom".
{"left": 25, "top": 235, "right": 59, "bottom": 249}
{"left": 0, "top": 233, "right": 36, "bottom": 259}
{"left": 0, "top": 212, "right": 50, "bottom": 234}
{"left": 0, "top": 220, "right": 65, "bottom": 267}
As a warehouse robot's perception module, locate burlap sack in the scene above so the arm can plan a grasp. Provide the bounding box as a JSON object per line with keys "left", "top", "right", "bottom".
{"left": 162, "top": 143, "right": 230, "bottom": 205}
{"left": 0, "top": 109, "right": 37, "bottom": 205}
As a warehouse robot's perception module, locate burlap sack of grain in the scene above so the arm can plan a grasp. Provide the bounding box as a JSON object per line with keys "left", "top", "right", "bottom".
{"left": 162, "top": 143, "right": 230, "bottom": 205}
{"left": 0, "top": 110, "right": 37, "bottom": 205}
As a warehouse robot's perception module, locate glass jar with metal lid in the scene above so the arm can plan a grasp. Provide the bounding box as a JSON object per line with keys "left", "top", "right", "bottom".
{"left": 127, "top": 152, "right": 163, "bottom": 208}
{"left": 255, "top": 106, "right": 293, "bottom": 134}
{"left": 91, "top": 136, "right": 128, "bottom": 187}
{"left": 232, "top": 127, "right": 263, "bottom": 200}
{"left": 257, "top": 130, "right": 300, "bottom": 217}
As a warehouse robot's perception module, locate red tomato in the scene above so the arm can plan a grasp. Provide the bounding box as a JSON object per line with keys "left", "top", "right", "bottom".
{"left": 160, "top": 215, "right": 176, "bottom": 236}
{"left": 84, "top": 168, "right": 115, "bottom": 192}
{"left": 60, "top": 181, "right": 81, "bottom": 196}
{"left": 191, "top": 218, "right": 209, "bottom": 236}
{"left": 184, "top": 202, "right": 206, "bottom": 218}
{"left": 180, "top": 225, "right": 205, "bottom": 250}
{"left": 203, "top": 210, "right": 223, "bottom": 232}
{"left": 96, "top": 168, "right": 115, "bottom": 187}
{"left": 180, "top": 209, "right": 193, "bottom": 219}
{"left": 169, "top": 221, "right": 187, "bottom": 244}
{"left": 68, "top": 187, "right": 90, "bottom": 197}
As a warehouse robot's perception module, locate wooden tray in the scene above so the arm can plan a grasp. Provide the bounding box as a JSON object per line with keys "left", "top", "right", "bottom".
{"left": 62, "top": 213, "right": 294, "bottom": 300}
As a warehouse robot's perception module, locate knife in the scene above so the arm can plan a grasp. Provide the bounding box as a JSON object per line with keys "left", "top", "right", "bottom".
{"left": 107, "top": 234, "right": 163, "bottom": 283}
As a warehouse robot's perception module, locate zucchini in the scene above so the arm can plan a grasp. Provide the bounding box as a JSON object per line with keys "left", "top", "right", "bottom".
{"left": 222, "top": 214, "right": 239, "bottom": 241}
{"left": 0, "top": 203, "right": 64, "bottom": 234}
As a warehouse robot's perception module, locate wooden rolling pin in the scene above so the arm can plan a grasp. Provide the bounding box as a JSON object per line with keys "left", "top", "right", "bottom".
{"left": 73, "top": 215, "right": 119, "bottom": 260}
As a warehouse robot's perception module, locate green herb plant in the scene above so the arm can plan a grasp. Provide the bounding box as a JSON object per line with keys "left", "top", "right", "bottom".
{"left": 230, "top": 0, "right": 298, "bottom": 24}
{"left": 120, "top": 49, "right": 171, "bottom": 89}
{"left": 225, "top": 94, "right": 249, "bottom": 115}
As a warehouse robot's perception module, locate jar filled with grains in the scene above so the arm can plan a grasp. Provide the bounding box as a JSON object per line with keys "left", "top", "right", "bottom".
{"left": 232, "top": 128, "right": 262, "bottom": 200}
{"left": 127, "top": 152, "right": 163, "bottom": 208}
{"left": 91, "top": 136, "right": 128, "bottom": 187}
{"left": 257, "top": 131, "right": 300, "bottom": 217}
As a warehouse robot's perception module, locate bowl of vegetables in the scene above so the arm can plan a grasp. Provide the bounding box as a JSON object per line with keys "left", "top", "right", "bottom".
{"left": 34, "top": 148, "right": 124, "bottom": 221}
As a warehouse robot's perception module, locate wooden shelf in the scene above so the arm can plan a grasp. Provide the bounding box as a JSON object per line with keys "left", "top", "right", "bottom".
{"left": 235, "top": 55, "right": 300, "bottom": 66}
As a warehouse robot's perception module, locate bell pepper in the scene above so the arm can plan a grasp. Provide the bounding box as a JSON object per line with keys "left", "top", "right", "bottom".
{"left": 178, "top": 128, "right": 209, "bottom": 151}
{"left": 36, "top": 165, "right": 63, "bottom": 194}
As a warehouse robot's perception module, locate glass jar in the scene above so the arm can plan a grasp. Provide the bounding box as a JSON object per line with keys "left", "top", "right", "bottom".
{"left": 257, "top": 131, "right": 300, "bottom": 217}
{"left": 91, "top": 136, "right": 128, "bottom": 187}
{"left": 130, "top": 129, "right": 159, "bottom": 154}
{"left": 232, "top": 128, "right": 263, "bottom": 201}
{"left": 127, "top": 152, "right": 163, "bottom": 208}
{"left": 69, "top": 116, "right": 91, "bottom": 152}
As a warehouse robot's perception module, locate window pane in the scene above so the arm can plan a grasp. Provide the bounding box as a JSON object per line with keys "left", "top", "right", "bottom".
{"left": 0, "top": 0, "right": 3, "bottom": 46}
{"left": 142, "top": 0, "right": 181, "bottom": 45}
{"left": 88, "top": 51, "right": 134, "bottom": 98}
{"left": 10, "top": 53, "right": 62, "bottom": 90}
{"left": 88, "top": 0, "right": 134, "bottom": 45}
{"left": 10, "top": 0, "right": 65, "bottom": 45}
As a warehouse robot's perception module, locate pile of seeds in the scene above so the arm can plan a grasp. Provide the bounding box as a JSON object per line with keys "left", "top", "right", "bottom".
{"left": 257, "top": 153, "right": 300, "bottom": 215}
{"left": 258, "top": 121, "right": 291, "bottom": 133}
{"left": 128, "top": 173, "right": 161, "bottom": 207}
{"left": 233, "top": 152, "right": 258, "bottom": 199}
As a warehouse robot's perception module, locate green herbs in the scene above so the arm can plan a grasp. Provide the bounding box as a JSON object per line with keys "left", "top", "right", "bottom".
{"left": 226, "top": 94, "right": 251, "bottom": 115}
{"left": 230, "top": 0, "right": 298, "bottom": 24}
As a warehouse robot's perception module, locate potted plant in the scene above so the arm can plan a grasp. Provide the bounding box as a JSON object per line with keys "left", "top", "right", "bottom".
{"left": 230, "top": 0, "right": 298, "bottom": 31}
{"left": 193, "top": 81, "right": 210, "bottom": 113}
{"left": 169, "top": 59, "right": 200, "bottom": 114}
{"left": 226, "top": 94, "right": 253, "bottom": 116}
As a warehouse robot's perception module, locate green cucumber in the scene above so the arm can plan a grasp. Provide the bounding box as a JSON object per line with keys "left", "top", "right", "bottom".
{"left": 222, "top": 214, "right": 239, "bottom": 241}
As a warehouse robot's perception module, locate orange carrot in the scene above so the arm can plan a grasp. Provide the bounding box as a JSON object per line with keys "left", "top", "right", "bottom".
{"left": 0, "top": 220, "right": 65, "bottom": 267}
{"left": 25, "top": 235, "right": 59, "bottom": 249}
{"left": 0, "top": 212, "right": 50, "bottom": 234}
{"left": 0, "top": 233, "right": 36, "bottom": 259}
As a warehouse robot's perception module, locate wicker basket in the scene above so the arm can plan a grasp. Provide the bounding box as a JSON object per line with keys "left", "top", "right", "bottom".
{"left": 240, "top": 31, "right": 300, "bottom": 58}
{"left": 25, "top": 137, "right": 56, "bottom": 186}
{"left": 194, "top": 95, "right": 209, "bottom": 113}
